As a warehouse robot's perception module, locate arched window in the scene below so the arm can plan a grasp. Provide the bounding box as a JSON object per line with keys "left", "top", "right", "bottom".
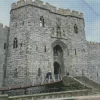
{"left": 53, "top": 45, "right": 63, "bottom": 56}
{"left": 13, "top": 38, "right": 18, "bottom": 48}
{"left": 4, "top": 43, "right": 7, "bottom": 49}
{"left": 75, "top": 49, "right": 77, "bottom": 55}
{"left": 74, "top": 24, "right": 78, "bottom": 33}
{"left": 40, "top": 16, "right": 44, "bottom": 27}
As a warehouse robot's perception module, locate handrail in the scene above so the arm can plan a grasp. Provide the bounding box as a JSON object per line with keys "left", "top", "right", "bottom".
{"left": 0, "top": 74, "right": 62, "bottom": 91}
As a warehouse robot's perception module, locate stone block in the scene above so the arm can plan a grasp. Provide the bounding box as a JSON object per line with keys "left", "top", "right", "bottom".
{"left": 50, "top": 5, "right": 57, "bottom": 13}
{"left": 45, "top": 3, "right": 51, "bottom": 10}
{"left": 64, "top": 9, "right": 71, "bottom": 15}
{"left": 72, "top": 10, "right": 79, "bottom": 17}
{"left": 17, "top": 1, "right": 21, "bottom": 7}
{"left": 34, "top": 0, "right": 43, "bottom": 6}
{"left": 20, "top": 0, "right": 26, "bottom": 6}
{"left": 11, "top": 3, "right": 17, "bottom": 9}
{"left": 79, "top": 13, "right": 84, "bottom": 18}
{"left": 57, "top": 8, "right": 64, "bottom": 15}
{"left": 0, "top": 23, "right": 3, "bottom": 28}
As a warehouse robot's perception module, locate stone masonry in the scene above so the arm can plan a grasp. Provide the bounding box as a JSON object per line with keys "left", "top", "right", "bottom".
{"left": 0, "top": 24, "right": 9, "bottom": 87}
{"left": 0, "top": 0, "right": 99, "bottom": 89}
{"left": 4, "top": 0, "right": 88, "bottom": 87}
{"left": 87, "top": 42, "right": 100, "bottom": 84}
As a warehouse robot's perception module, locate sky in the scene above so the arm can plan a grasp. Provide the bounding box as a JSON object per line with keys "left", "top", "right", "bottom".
{"left": 0, "top": 0, "right": 100, "bottom": 42}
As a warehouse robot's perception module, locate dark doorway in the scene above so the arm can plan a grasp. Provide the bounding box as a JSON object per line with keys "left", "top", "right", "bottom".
{"left": 54, "top": 62, "right": 61, "bottom": 75}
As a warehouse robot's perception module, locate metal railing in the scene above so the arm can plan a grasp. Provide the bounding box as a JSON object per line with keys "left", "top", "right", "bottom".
{"left": 0, "top": 74, "right": 63, "bottom": 91}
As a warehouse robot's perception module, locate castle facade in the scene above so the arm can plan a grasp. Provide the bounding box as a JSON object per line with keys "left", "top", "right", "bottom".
{"left": 0, "top": 0, "right": 100, "bottom": 88}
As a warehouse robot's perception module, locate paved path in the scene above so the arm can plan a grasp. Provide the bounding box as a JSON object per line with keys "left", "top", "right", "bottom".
{"left": 44, "top": 95, "right": 100, "bottom": 100}
{"left": 76, "top": 95, "right": 100, "bottom": 100}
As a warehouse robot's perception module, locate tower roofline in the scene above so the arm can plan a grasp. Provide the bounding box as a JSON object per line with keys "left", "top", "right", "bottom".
{"left": 11, "top": 0, "right": 84, "bottom": 19}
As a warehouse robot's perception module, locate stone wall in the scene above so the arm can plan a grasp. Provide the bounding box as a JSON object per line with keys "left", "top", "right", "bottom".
{"left": 2, "top": 89, "right": 89, "bottom": 100}
{"left": 0, "top": 23, "right": 9, "bottom": 87}
{"left": 87, "top": 41, "right": 100, "bottom": 84}
{"left": 0, "top": 91, "right": 100, "bottom": 100}
{"left": 0, "top": 95, "right": 8, "bottom": 100}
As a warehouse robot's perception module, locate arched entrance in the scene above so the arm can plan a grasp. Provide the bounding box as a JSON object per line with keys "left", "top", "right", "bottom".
{"left": 53, "top": 45, "right": 64, "bottom": 75}
{"left": 54, "top": 62, "right": 61, "bottom": 75}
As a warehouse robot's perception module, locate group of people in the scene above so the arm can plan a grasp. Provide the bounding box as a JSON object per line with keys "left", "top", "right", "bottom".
{"left": 45, "top": 71, "right": 69, "bottom": 81}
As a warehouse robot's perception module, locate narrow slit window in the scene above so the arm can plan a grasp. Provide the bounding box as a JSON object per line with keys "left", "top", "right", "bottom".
{"left": 40, "top": 16, "right": 44, "bottom": 27}
{"left": 22, "top": 21, "right": 24, "bottom": 25}
{"left": 38, "top": 68, "right": 41, "bottom": 76}
{"left": 13, "top": 38, "right": 18, "bottom": 48}
{"left": 44, "top": 46, "right": 46, "bottom": 52}
{"left": 74, "top": 24, "right": 78, "bottom": 33}
{"left": 75, "top": 49, "right": 77, "bottom": 55}
{"left": 67, "top": 49, "right": 69, "bottom": 55}
{"left": 14, "top": 68, "right": 18, "bottom": 78}
{"left": 20, "top": 43, "right": 22, "bottom": 47}
{"left": 97, "top": 73, "right": 98, "bottom": 77}
{"left": 4, "top": 43, "right": 7, "bottom": 49}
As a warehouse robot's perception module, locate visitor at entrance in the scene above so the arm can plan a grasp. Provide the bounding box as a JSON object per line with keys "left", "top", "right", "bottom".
{"left": 66, "top": 71, "right": 69, "bottom": 76}
{"left": 46, "top": 72, "right": 52, "bottom": 79}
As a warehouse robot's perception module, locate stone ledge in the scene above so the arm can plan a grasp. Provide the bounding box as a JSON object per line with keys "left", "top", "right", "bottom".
{"left": 9, "top": 89, "right": 90, "bottom": 99}
{"left": 0, "top": 94, "right": 8, "bottom": 100}
{"left": 0, "top": 94, "right": 8, "bottom": 97}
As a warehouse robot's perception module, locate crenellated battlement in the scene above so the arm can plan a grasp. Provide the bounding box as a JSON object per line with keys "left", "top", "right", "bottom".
{"left": 0, "top": 23, "right": 9, "bottom": 30}
{"left": 11, "top": 0, "right": 84, "bottom": 19}
{"left": 87, "top": 41, "right": 100, "bottom": 46}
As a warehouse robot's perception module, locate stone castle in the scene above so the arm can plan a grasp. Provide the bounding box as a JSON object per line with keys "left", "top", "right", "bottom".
{"left": 0, "top": 0, "right": 100, "bottom": 94}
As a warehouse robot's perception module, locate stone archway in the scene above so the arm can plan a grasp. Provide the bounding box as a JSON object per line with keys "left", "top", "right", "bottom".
{"left": 53, "top": 45, "right": 64, "bottom": 75}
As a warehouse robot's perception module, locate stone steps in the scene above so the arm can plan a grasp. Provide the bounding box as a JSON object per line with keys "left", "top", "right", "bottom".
{"left": 74, "top": 76, "right": 100, "bottom": 94}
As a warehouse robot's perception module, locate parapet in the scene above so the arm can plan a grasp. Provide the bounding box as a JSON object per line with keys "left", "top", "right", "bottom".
{"left": 0, "top": 23, "right": 9, "bottom": 30}
{"left": 0, "top": 23, "right": 3, "bottom": 27}
{"left": 11, "top": 0, "right": 84, "bottom": 19}
{"left": 87, "top": 41, "right": 100, "bottom": 46}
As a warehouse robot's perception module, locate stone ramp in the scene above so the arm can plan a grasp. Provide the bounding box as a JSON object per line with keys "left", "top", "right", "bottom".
{"left": 75, "top": 76, "right": 100, "bottom": 93}
{"left": 62, "top": 76, "right": 90, "bottom": 91}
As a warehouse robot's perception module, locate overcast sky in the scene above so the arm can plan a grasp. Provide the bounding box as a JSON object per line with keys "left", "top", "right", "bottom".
{"left": 0, "top": 0, "right": 100, "bottom": 42}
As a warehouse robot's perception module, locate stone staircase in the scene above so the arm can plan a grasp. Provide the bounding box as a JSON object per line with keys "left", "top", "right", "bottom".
{"left": 62, "top": 76, "right": 90, "bottom": 91}
{"left": 74, "top": 76, "right": 100, "bottom": 94}
{"left": 62, "top": 76, "right": 100, "bottom": 95}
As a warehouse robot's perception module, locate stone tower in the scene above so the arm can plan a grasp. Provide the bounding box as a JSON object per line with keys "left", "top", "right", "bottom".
{"left": 0, "top": 24, "right": 9, "bottom": 87}
{"left": 4, "top": 0, "right": 88, "bottom": 86}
